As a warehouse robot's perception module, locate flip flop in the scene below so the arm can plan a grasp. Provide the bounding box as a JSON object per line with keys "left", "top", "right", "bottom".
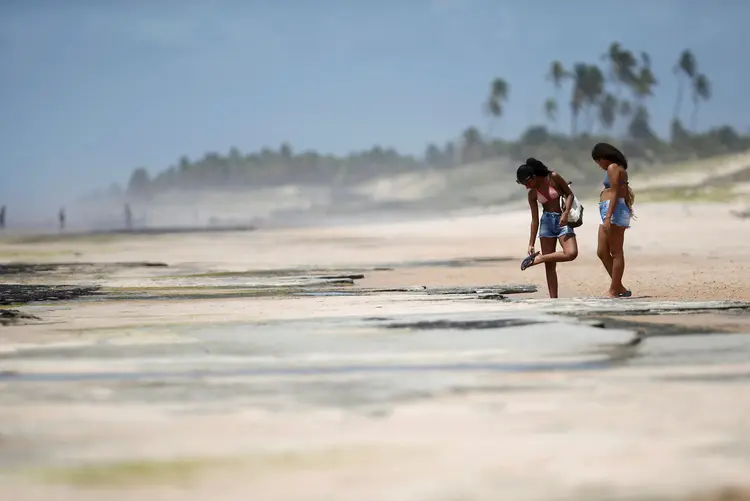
{"left": 616, "top": 290, "right": 632, "bottom": 298}
{"left": 521, "top": 251, "right": 540, "bottom": 271}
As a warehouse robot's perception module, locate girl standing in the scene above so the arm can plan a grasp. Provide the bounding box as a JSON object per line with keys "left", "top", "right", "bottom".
{"left": 591, "top": 142, "right": 635, "bottom": 298}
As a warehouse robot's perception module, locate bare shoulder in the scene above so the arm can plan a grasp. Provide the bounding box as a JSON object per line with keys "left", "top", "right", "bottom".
{"left": 550, "top": 171, "right": 571, "bottom": 191}
{"left": 550, "top": 170, "right": 567, "bottom": 183}
{"left": 607, "top": 163, "right": 621, "bottom": 175}
{"left": 527, "top": 189, "right": 537, "bottom": 202}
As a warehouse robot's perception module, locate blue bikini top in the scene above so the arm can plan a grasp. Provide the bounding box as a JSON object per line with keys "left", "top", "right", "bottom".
{"left": 603, "top": 169, "right": 628, "bottom": 189}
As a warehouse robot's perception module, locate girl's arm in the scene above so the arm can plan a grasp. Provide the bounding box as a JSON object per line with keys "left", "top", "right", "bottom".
{"left": 527, "top": 190, "right": 539, "bottom": 252}
{"left": 605, "top": 163, "right": 621, "bottom": 220}
{"left": 550, "top": 171, "right": 574, "bottom": 218}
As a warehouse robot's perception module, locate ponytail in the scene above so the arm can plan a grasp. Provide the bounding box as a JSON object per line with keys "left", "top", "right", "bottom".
{"left": 525, "top": 157, "right": 550, "bottom": 177}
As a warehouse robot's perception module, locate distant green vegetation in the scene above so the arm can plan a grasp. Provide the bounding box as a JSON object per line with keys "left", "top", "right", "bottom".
{"left": 118, "top": 42, "right": 750, "bottom": 201}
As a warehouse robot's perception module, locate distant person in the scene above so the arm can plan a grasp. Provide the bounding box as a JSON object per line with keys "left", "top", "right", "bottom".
{"left": 517, "top": 158, "right": 579, "bottom": 299}
{"left": 592, "top": 142, "right": 635, "bottom": 298}
{"left": 124, "top": 204, "right": 133, "bottom": 230}
{"left": 59, "top": 208, "right": 66, "bottom": 231}
{"left": 0, "top": 205, "right": 5, "bottom": 229}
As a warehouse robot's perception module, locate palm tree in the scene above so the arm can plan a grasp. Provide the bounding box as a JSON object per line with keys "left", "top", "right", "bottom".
{"left": 691, "top": 73, "right": 711, "bottom": 131}
{"left": 546, "top": 61, "right": 568, "bottom": 99}
{"left": 629, "top": 52, "right": 658, "bottom": 111}
{"left": 600, "top": 42, "right": 637, "bottom": 136}
{"left": 628, "top": 105, "right": 655, "bottom": 141}
{"left": 673, "top": 49, "right": 696, "bottom": 123}
{"left": 546, "top": 61, "right": 567, "bottom": 131}
{"left": 584, "top": 65, "right": 605, "bottom": 132}
{"left": 601, "top": 42, "right": 621, "bottom": 77}
{"left": 569, "top": 64, "right": 586, "bottom": 136}
{"left": 484, "top": 78, "right": 509, "bottom": 136}
{"left": 547, "top": 61, "right": 567, "bottom": 88}
{"left": 570, "top": 63, "right": 605, "bottom": 134}
{"left": 598, "top": 94, "right": 618, "bottom": 134}
{"left": 632, "top": 68, "right": 657, "bottom": 104}
{"left": 543, "top": 98, "right": 558, "bottom": 128}
{"left": 601, "top": 42, "right": 637, "bottom": 98}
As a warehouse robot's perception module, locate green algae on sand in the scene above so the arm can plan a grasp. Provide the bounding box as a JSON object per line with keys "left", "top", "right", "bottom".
{"left": 29, "top": 446, "right": 410, "bottom": 488}
{"left": 31, "top": 457, "right": 232, "bottom": 487}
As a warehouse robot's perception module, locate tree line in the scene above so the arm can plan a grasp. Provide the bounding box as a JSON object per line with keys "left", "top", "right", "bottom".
{"left": 484, "top": 43, "right": 710, "bottom": 142}
{"left": 125, "top": 42, "right": 749, "bottom": 199}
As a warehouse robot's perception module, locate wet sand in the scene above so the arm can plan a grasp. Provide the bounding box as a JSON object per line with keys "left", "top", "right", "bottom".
{"left": 1, "top": 201, "right": 749, "bottom": 500}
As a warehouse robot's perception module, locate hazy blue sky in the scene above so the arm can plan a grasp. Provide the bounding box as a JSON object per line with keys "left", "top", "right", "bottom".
{"left": 1, "top": 0, "right": 749, "bottom": 217}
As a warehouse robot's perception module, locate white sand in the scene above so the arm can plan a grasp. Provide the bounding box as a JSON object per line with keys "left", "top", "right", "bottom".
{"left": 1, "top": 200, "right": 750, "bottom": 501}
{"left": 4, "top": 201, "right": 747, "bottom": 300}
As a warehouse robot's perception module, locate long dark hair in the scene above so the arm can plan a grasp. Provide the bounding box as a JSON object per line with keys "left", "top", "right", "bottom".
{"left": 591, "top": 142, "right": 635, "bottom": 215}
{"left": 591, "top": 142, "right": 628, "bottom": 169}
{"left": 516, "top": 157, "right": 551, "bottom": 184}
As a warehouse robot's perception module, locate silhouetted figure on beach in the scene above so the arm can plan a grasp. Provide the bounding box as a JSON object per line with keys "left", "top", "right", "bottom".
{"left": 0, "top": 205, "right": 5, "bottom": 229}
{"left": 124, "top": 204, "right": 133, "bottom": 230}
{"left": 59, "top": 208, "right": 66, "bottom": 231}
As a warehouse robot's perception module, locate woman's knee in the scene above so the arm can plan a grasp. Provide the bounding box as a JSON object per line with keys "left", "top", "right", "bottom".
{"left": 596, "top": 247, "right": 609, "bottom": 260}
{"left": 565, "top": 248, "right": 579, "bottom": 261}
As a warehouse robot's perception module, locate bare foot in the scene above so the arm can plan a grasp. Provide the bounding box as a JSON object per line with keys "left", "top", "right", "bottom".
{"left": 606, "top": 287, "right": 632, "bottom": 298}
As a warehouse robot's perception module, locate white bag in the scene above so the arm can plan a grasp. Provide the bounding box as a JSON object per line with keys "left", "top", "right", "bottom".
{"left": 561, "top": 182, "right": 584, "bottom": 228}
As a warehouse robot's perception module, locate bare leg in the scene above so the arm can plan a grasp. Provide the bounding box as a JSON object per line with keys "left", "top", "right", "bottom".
{"left": 539, "top": 237, "right": 558, "bottom": 298}
{"left": 597, "top": 225, "right": 613, "bottom": 278}
{"left": 606, "top": 225, "right": 628, "bottom": 297}
{"left": 532, "top": 234, "right": 578, "bottom": 266}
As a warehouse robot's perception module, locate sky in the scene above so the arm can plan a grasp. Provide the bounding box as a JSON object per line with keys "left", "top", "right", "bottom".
{"left": 1, "top": 0, "right": 749, "bottom": 217}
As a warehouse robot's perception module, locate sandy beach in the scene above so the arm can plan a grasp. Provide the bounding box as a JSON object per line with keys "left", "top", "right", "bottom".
{"left": 5, "top": 200, "right": 749, "bottom": 300}
{"left": 7, "top": 1, "right": 750, "bottom": 497}
{"left": 1, "top": 199, "right": 750, "bottom": 501}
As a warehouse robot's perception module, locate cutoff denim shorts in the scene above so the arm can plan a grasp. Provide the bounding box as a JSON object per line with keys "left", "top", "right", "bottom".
{"left": 599, "top": 198, "right": 631, "bottom": 228}
{"left": 539, "top": 211, "right": 575, "bottom": 239}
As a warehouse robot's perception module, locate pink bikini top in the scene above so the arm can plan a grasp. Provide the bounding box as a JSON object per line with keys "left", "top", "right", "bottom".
{"left": 536, "top": 180, "right": 560, "bottom": 203}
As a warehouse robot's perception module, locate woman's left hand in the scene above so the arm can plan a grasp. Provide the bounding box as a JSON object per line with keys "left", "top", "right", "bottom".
{"left": 602, "top": 216, "right": 611, "bottom": 232}
{"left": 559, "top": 213, "right": 569, "bottom": 227}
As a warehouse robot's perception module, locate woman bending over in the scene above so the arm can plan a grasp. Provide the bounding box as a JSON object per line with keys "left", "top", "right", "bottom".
{"left": 517, "top": 157, "right": 579, "bottom": 299}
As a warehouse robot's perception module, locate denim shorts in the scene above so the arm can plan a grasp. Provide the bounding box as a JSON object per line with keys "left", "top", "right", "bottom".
{"left": 539, "top": 211, "right": 575, "bottom": 239}
{"left": 599, "top": 198, "right": 631, "bottom": 228}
